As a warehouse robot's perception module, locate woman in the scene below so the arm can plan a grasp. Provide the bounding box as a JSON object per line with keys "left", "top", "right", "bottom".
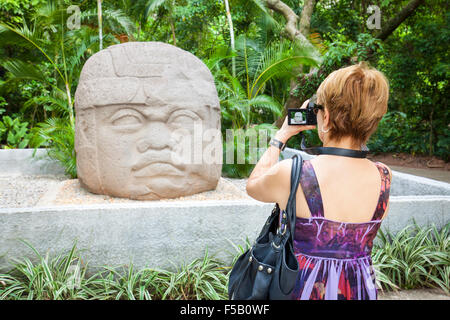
{"left": 246, "top": 62, "right": 392, "bottom": 300}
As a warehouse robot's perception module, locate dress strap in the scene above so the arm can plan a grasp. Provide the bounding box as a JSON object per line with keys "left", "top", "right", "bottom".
{"left": 370, "top": 162, "right": 392, "bottom": 221}
{"left": 299, "top": 160, "right": 325, "bottom": 218}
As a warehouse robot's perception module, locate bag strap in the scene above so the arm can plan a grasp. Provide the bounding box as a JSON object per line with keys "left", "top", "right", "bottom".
{"left": 285, "top": 154, "right": 303, "bottom": 238}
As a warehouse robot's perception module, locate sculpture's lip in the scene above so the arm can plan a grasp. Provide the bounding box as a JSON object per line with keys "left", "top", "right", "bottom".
{"left": 132, "top": 162, "right": 184, "bottom": 177}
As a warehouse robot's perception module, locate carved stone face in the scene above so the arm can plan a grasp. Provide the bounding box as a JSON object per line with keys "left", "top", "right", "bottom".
{"left": 74, "top": 42, "right": 222, "bottom": 200}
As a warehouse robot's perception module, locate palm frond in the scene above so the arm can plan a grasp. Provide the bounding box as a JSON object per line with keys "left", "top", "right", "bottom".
{"left": 144, "top": 0, "right": 170, "bottom": 17}
{"left": 248, "top": 94, "right": 283, "bottom": 117}
{"left": 1, "top": 59, "right": 59, "bottom": 91}
{"left": 30, "top": 117, "right": 76, "bottom": 178}
{"left": 80, "top": 8, "right": 135, "bottom": 36}
{"left": 22, "top": 95, "right": 70, "bottom": 117}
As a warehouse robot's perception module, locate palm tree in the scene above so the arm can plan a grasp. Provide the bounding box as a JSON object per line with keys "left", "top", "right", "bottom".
{"left": 98, "top": 0, "right": 103, "bottom": 50}
{"left": 210, "top": 35, "right": 320, "bottom": 129}
{"left": 143, "top": 0, "right": 178, "bottom": 45}
{"left": 205, "top": 35, "right": 320, "bottom": 178}
{"left": 0, "top": 0, "right": 135, "bottom": 177}
{"left": 223, "top": 0, "right": 236, "bottom": 77}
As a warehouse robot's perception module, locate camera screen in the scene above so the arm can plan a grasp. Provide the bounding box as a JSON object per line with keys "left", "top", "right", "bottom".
{"left": 288, "top": 109, "right": 307, "bottom": 125}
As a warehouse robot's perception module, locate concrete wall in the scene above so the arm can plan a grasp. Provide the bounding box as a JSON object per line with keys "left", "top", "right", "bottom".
{"left": 0, "top": 200, "right": 273, "bottom": 272}
{"left": 0, "top": 149, "right": 66, "bottom": 176}
{"left": 1, "top": 195, "right": 448, "bottom": 272}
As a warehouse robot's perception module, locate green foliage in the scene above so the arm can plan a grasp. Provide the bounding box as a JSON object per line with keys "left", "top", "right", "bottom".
{"left": 366, "top": 111, "right": 450, "bottom": 160}
{"left": 373, "top": 223, "right": 450, "bottom": 294}
{"left": 305, "top": 1, "right": 449, "bottom": 160}
{"left": 212, "top": 34, "right": 320, "bottom": 178}
{"left": 0, "top": 96, "right": 7, "bottom": 115}
{"left": 87, "top": 249, "right": 229, "bottom": 300}
{"left": 215, "top": 35, "right": 320, "bottom": 129}
{"left": 0, "top": 0, "right": 448, "bottom": 179}
{"left": 0, "top": 240, "right": 92, "bottom": 300}
{"left": 0, "top": 242, "right": 230, "bottom": 300}
{"left": 0, "top": 115, "right": 34, "bottom": 148}
{"left": 293, "top": 32, "right": 383, "bottom": 103}
{"left": 30, "top": 117, "right": 76, "bottom": 178}
{"left": 0, "top": 0, "right": 47, "bottom": 25}
{"left": 379, "top": 9, "right": 449, "bottom": 158}
{"left": 222, "top": 123, "right": 277, "bottom": 178}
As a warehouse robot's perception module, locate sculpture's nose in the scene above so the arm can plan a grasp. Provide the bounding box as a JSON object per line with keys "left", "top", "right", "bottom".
{"left": 136, "top": 121, "right": 172, "bottom": 152}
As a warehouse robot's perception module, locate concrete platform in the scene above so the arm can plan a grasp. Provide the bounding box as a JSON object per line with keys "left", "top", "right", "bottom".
{"left": 389, "top": 165, "right": 450, "bottom": 184}
{"left": 379, "top": 288, "right": 450, "bottom": 300}
{"left": 0, "top": 148, "right": 449, "bottom": 272}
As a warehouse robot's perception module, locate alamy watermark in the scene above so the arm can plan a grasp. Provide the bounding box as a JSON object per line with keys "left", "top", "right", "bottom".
{"left": 66, "top": 264, "right": 82, "bottom": 290}
{"left": 67, "top": 5, "right": 81, "bottom": 30}
{"left": 366, "top": 5, "right": 381, "bottom": 30}
{"left": 166, "top": 121, "right": 278, "bottom": 166}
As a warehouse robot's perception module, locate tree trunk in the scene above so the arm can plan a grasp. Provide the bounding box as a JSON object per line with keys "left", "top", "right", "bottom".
{"left": 223, "top": 0, "right": 236, "bottom": 77}
{"left": 265, "top": 0, "right": 311, "bottom": 48}
{"left": 170, "top": 17, "right": 177, "bottom": 46}
{"left": 137, "top": 21, "right": 141, "bottom": 41}
{"left": 292, "top": 0, "right": 317, "bottom": 100}
{"left": 265, "top": 0, "right": 318, "bottom": 128}
{"left": 376, "top": 0, "right": 424, "bottom": 41}
{"left": 97, "top": 0, "right": 103, "bottom": 50}
{"left": 299, "top": 0, "right": 317, "bottom": 36}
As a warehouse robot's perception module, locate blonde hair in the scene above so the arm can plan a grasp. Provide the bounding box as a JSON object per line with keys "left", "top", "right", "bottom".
{"left": 316, "top": 62, "right": 389, "bottom": 145}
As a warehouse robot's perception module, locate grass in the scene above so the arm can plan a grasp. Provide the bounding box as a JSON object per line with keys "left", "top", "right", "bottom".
{"left": 0, "top": 224, "right": 448, "bottom": 300}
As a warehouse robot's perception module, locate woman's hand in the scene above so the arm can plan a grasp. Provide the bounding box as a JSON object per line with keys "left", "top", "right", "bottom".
{"left": 274, "top": 99, "right": 316, "bottom": 143}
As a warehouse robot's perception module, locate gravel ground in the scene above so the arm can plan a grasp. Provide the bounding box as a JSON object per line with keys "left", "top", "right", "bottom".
{"left": 0, "top": 175, "right": 250, "bottom": 208}
{"left": 222, "top": 177, "right": 248, "bottom": 193}
{"left": 0, "top": 175, "right": 66, "bottom": 208}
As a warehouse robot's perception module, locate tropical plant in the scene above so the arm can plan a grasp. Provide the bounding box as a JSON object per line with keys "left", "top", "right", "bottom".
{"left": 217, "top": 35, "right": 320, "bottom": 129}
{"left": 0, "top": 0, "right": 135, "bottom": 176}
{"left": 141, "top": 0, "right": 179, "bottom": 45}
{"left": 372, "top": 223, "right": 450, "bottom": 294}
{"left": 0, "top": 242, "right": 230, "bottom": 300}
{"left": 30, "top": 117, "right": 76, "bottom": 178}
{"left": 221, "top": 123, "right": 277, "bottom": 178}
{"left": 0, "top": 115, "right": 33, "bottom": 149}
{"left": 210, "top": 34, "right": 320, "bottom": 178}
{"left": 0, "top": 240, "right": 93, "bottom": 300}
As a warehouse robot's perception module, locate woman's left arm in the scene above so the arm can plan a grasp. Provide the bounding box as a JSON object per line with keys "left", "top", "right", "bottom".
{"left": 246, "top": 101, "right": 315, "bottom": 203}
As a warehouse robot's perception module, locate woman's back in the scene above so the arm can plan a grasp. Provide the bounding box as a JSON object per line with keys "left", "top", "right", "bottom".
{"left": 280, "top": 157, "right": 392, "bottom": 300}
{"left": 294, "top": 156, "right": 391, "bottom": 222}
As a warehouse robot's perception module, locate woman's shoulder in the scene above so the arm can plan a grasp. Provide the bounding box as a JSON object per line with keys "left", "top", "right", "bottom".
{"left": 372, "top": 160, "right": 393, "bottom": 180}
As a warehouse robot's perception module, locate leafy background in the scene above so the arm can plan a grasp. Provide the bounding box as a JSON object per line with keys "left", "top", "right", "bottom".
{"left": 0, "top": 0, "right": 448, "bottom": 178}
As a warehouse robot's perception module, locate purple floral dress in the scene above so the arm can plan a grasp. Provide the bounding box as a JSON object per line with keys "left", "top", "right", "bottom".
{"left": 282, "top": 160, "right": 391, "bottom": 300}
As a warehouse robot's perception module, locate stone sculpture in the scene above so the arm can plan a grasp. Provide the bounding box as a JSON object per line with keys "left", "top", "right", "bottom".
{"left": 74, "top": 42, "right": 222, "bottom": 200}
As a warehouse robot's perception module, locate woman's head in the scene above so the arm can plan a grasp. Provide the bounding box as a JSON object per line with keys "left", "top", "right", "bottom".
{"left": 315, "top": 62, "right": 389, "bottom": 146}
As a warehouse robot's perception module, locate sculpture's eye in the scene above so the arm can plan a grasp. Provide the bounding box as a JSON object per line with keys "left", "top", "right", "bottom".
{"left": 110, "top": 108, "right": 144, "bottom": 131}
{"left": 169, "top": 110, "right": 201, "bottom": 128}
{"left": 113, "top": 115, "right": 141, "bottom": 126}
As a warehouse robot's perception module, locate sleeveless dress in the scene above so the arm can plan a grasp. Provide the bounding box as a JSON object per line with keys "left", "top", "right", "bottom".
{"left": 281, "top": 159, "right": 391, "bottom": 300}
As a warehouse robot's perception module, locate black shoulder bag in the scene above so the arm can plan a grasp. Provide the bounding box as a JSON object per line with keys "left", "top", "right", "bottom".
{"left": 228, "top": 154, "right": 303, "bottom": 300}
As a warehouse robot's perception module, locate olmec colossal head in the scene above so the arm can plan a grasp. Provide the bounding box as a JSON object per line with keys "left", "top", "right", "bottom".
{"left": 74, "top": 42, "right": 222, "bottom": 200}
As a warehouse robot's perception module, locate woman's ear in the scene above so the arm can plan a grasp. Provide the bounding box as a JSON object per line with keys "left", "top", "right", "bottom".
{"left": 322, "top": 108, "right": 330, "bottom": 129}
